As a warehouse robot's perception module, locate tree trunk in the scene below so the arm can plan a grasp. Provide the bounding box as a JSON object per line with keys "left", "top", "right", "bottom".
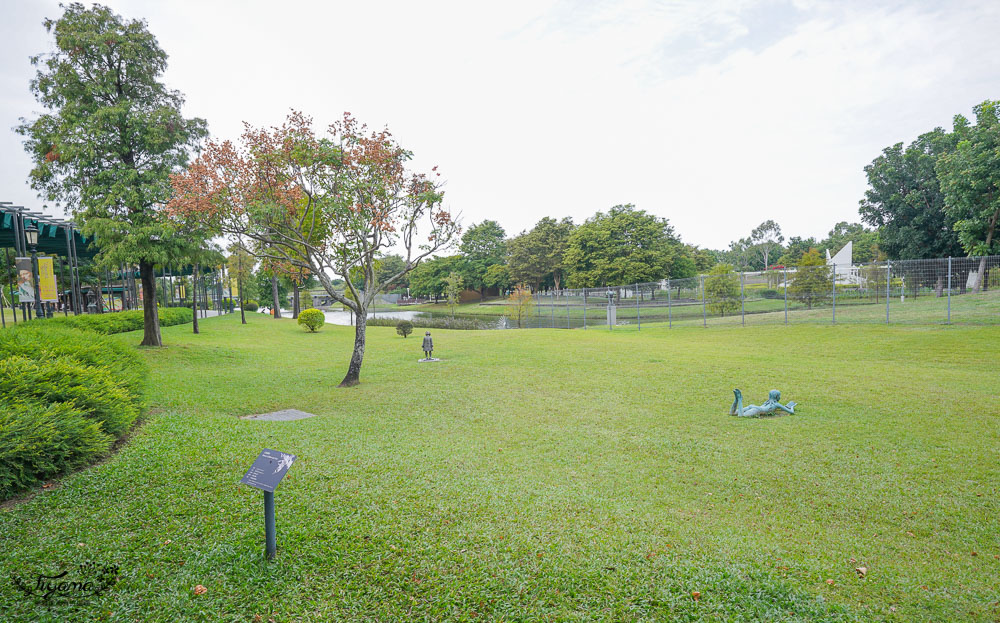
{"left": 139, "top": 261, "right": 162, "bottom": 347}
{"left": 339, "top": 307, "right": 367, "bottom": 387}
{"left": 292, "top": 281, "right": 300, "bottom": 319}
{"left": 973, "top": 208, "right": 998, "bottom": 294}
{"left": 271, "top": 275, "right": 282, "bottom": 318}
{"left": 192, "top": 265, "right": 200, "bottom": 334}
{"left": 238, "top": 276, "right": 246, "bottom": 324}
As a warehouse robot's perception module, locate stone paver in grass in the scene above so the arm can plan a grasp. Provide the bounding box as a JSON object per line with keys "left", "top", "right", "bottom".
{"left": 241, "top": 409, "right": 318, "bottom": 421}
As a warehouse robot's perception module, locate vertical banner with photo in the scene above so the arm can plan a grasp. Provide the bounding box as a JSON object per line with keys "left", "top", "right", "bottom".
{"left": 15, "top": 258, "right": 35, "bottom": 303}
{"left": 38, "top": 257, "right": 58, "bottom": 302}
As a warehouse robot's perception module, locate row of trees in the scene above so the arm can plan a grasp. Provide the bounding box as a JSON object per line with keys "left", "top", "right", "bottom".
{"left": 712, "top": 101, "right": 1000, "bottom": 292}
{"left": 715, "top": 220, "right": 881, "bottom": 273}
{"left": 405, "top": 204, "right": 716, "bottom": 299}
{"left": 859, "top": 100, "right": 1000, "bottom": 292}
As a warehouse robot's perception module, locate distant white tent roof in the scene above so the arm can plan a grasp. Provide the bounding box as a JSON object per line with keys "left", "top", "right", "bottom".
{"left": 827, "top": 241, "right": 852, "bottom": 266}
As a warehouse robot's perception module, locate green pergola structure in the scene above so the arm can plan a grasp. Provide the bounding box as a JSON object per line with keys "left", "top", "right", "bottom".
{"left": 2, "top": 201, "right": 95, "bottom": 323}
{"left": 3, "top": 201, "right": 235, "bottom": 326}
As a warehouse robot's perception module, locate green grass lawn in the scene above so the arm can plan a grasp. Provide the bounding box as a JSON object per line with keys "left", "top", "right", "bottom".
{"left": 2, "top": 315, "right": 999, "bottom": 621}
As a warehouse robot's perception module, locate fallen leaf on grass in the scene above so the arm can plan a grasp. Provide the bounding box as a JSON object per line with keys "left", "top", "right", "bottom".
{"left": 855, "top": 567, "right": 867, "bottom": 578}
{"left": 193, "top": 585, "right": 207, "bottom": 595}
{"left": 163, "top": 539, "right": 172, "bottom": 545}
{"left": 691, "top": 591, "right": 701, "bottom": 601}
{"left": 42, "top": 483, "right": 54, "bottom": 489}
{"left": 826, "top": 579, "right": 834, "bottom": 585}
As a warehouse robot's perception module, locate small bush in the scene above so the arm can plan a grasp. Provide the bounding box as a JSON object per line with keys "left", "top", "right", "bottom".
{"left": 396, "top": 320, "right": 414, "bottom": 338}
{"left": 243, "top": 300, "right": 259, "bottom": 312}
{"left": 297, "top": 308, "right": 325, "bottom": 332}
{"left": 761, "top": 289, "right": 780, "bottom": 299}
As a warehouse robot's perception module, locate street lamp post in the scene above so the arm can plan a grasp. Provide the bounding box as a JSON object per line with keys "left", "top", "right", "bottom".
{"left": 24, "top": 224, "right": 44, "bottom": 319}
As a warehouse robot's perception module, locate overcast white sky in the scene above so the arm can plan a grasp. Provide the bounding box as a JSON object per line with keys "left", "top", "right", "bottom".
{"left": 2, "top": 0, "right": 998, "bottom": 250}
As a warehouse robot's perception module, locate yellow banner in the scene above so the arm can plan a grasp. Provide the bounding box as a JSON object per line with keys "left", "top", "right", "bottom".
{"left": 38, "top": 256, "right": 58, "bottom": 302}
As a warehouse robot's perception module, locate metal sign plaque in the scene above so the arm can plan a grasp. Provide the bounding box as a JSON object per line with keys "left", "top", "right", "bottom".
{"left": 240, "top": 449, "right": 296, "bottom": 493}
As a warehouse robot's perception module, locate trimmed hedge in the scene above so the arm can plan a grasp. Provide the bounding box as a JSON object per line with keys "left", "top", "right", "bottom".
{"left": 0, "top": 399, "right": 112, "bottom": 496}
{"left": 0, "top": 324, "right": 147, "bottom": 499}
{"left": 44, "top": 308, "right": 191, "bottom": 335}
{"left": 243, "top": 300, "right": 259, "bottom": 312}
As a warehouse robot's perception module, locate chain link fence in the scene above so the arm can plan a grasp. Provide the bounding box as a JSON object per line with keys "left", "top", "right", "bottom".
{"left": 515, "top": 255, "right": 1000, "bottom": 329}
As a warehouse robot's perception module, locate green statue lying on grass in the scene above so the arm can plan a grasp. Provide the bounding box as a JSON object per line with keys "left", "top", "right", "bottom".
{"left": 730, "top": 389, "right": 797, "bottom": 418}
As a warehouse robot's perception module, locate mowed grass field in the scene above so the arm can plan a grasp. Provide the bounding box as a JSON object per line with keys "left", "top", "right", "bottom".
{"left": 1, "top": 314, "right": 998, "bottom": 622}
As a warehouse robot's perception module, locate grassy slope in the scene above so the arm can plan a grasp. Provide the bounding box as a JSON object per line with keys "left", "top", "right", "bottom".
{"left": 1, "top": 315, "right": 998, "bottom": 622}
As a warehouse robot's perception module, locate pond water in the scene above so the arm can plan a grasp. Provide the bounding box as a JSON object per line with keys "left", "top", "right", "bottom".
{"left": 322, "top": 309, "right": 424, "bottom": 325}
{"left": 322, "top": 308, "right": 517, "bottom": 329}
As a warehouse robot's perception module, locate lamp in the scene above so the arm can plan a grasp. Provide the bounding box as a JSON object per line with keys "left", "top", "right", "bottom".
{"left": 24, "top": 223, "right": 39, "bottom": 247}
{"left": 24, "top": 223, "right": 44, "bottom": 319}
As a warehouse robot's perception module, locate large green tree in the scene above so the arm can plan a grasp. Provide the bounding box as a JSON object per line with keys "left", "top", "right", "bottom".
{"left": 18, "top": 3, "right": 207, "bottom": 346}
{"left": 563, "top": 205, "right": 680, "bottom": 288}
{"left": 375, "top": 254, "right": 409, "bottom": 290}
{"left": 937, "top": 101, "right": 1000, "bottom": 292}
{"left": 406, "top": 255, "right": 462, "bottom": 299}
{"left": 507, "top": 217, "right": 575, "bottom": 290}
{"left": 858, "top": 128, "right": 962, "bottom": 260}
{"left": 458, "top": 220, "right": 506, "bottom": 296}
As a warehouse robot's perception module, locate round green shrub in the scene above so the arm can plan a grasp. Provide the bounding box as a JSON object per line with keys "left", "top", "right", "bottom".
{"left": 243, "top": 299, "right": 259, "bottom": 312}
{"left": 396, "top": 320, "right": 414, "bottom": 338}
{"left": 297, "top": 308, "right": 325, "bottom": 332}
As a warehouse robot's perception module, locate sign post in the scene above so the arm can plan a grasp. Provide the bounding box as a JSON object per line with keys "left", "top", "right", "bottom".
{"left": 240, "top": 449, "right": 296, "bottom": 560}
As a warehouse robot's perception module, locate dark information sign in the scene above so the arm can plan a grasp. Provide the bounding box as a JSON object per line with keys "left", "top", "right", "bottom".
{"left": 240, "top": 449, "right": 296, "bottom": 493}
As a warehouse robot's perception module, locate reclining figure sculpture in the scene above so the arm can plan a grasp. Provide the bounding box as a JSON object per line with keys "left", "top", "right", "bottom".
{"left": 730, "top": 389, "right": 797, "bottom": 418}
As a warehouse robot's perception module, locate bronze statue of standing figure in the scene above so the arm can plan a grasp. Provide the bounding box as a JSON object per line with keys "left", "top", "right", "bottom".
{"left": 422, "top": 331, "right": 433, "bottom": 360}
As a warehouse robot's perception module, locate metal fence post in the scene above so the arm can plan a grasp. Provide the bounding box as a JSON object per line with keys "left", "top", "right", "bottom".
{"left": 832, "top": 263, "right": 836, "bottom": 324}
{"left": 566, "top": 289, "right": 570, "bottom": 329}
{"left": 740, "top": 271, "right": 745, "bottom": 326}
{"left": 583, "top": 289, "right": 587, "bottom": 329}
{"left": 667, "top": 279, "right": 672, "bottom": 328}
{"left": 635, "top": 283, "right": 640, "bottom": 331}
{"left": 886, "top": 260, "right": 890, "bottom": 324}
{"left": 783, "top": 267, "right": 788, "bottom": 325}
{"left": 947, "top": 256, "right": 952, "bottom": 324}
{"left": 701, "top": 275, "right": 707, "bottom": 328}
{"left": 549, "top": 289, "right": 555, "bottom": 328}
